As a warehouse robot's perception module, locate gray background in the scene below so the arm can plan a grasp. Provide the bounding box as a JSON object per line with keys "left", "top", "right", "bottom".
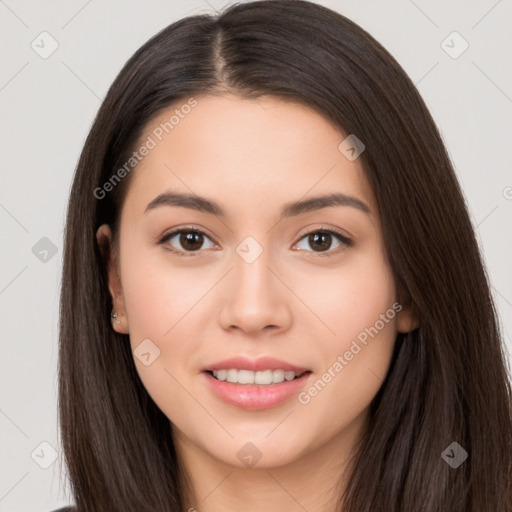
{"left": 1, "top": 0, "right": 511, "bottom": 510}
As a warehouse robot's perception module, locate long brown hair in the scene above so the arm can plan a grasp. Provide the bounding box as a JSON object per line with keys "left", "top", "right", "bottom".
{"left": 58, "top": 1, "right": 512, "bottom": 510}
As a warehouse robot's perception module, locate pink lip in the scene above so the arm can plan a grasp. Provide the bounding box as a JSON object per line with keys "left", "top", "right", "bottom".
{"left": 202, "top": 356, "right": 310, "bottom": 373}
{"left": 202, "top": 371, "right": 312, "bottom": 410}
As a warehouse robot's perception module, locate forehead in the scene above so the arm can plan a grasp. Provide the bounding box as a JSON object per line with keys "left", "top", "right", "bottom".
{"left": 122, "top": 94, "right": 377, "bottom": 220}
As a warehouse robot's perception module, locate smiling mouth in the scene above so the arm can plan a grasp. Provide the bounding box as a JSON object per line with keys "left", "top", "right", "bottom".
{"left": 205, "top": 369, "right": 311, "bottom": 385}
{"left": 203, "top": 368, "right": 313, "bottom": 410}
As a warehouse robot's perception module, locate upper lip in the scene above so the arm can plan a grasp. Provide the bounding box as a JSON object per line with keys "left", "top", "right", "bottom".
{"left": 203, "top": 356, "right": 310, "bottom": 373}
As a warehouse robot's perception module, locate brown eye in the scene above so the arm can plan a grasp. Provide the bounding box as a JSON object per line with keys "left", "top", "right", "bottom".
{"left": 308, "top": 232, "right": 332, "bottom": 251}
{"left": 295, "top": 229, "right": 352, "bottom": 255}
{"left": 159, "top": 229, "right": 216, "bottom": 256}
{"left": 178, "top": 231, "right": 204, "bottom": 251}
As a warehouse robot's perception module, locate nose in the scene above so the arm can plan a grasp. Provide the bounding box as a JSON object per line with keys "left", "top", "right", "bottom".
{"left": 218, "top": 246, "right": 292, "bottom": 336}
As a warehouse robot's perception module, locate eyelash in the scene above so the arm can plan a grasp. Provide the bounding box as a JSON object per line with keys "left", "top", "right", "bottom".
{"left": 157, "top": 225, "right": 352, "bottom": 258}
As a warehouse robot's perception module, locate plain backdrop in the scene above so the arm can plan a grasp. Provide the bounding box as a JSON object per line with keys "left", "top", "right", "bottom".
{"left": 1, "top": 0, "right": 511, "bottom": 510}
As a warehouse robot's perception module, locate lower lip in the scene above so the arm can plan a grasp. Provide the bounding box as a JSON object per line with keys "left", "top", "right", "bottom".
{"left": 202, "top": 371, "right": 312, "bottom": 410}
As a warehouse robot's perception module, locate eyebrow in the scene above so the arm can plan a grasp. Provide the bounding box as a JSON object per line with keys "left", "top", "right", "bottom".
{"left": 144, "top": 190, "right": 371, "bottom": 218}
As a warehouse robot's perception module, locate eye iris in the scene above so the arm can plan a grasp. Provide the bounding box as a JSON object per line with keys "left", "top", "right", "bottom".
{"left": 180, "top": 231, "right": 203, "bottom": 251}
{"left": 309, "top": 232, "right": 332, "bottom": 251}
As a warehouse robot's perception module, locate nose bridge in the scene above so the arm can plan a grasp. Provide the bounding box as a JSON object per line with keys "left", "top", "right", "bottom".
{"left": 219, "top": 233, "right": 290, "bottom": 332}
{"left": 232, "top": 235, "right": 277, "bottom": 300}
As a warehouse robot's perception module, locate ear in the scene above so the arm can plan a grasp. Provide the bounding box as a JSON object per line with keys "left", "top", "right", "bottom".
{"left": 96, "top": 224, "right": 129, "bottom": 334}
{"left": 396, "top": 302, "right": 420, "bottom": 333}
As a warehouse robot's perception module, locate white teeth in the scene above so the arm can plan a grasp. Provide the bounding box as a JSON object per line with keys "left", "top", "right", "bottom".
{"left": 215, "top": 369, "right": 227, "bottom": 381}
{"left": 226, "top": 369, "right": 238, "bottom": 383}
{"left": 284, "top": 371, "right": 295, "bottom": 381}
{"left": 272, "top": 369, "right": 285, "bottom": 383}
{"left": 212, "top": 369, "right": 304, "bottom": 384}
{"left": 255, "top": 370, "right": 272, "bottom": 385}
{"left": 238, "top": 370, "right": 255, "bottom": 384}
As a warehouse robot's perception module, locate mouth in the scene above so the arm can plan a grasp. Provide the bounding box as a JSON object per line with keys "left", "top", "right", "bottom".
{"left": 205, "top": 369, "right": 311, "bottom": 385}
{"left": 202, "top": 369, "right": 313, "bottom": 410}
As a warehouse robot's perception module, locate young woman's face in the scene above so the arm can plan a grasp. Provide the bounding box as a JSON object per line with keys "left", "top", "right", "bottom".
{"left": 98, "top": 94, "right": 417, "bottom": 469}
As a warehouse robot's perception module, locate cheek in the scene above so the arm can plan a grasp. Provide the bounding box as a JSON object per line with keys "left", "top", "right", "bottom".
{"left": 118, "top": 243, "right": 210, "bottom": 411}
{"left": 120, "top": 243, "right": 209, "bottom": 339}
{"left": 295, "top": 250, "right": 398, "bottom": 411}
{"left": 120, "top": 261, "right": 195, "bottom": 420}
{"left": 294, "top": 248, "right": 397, "bottom": 347}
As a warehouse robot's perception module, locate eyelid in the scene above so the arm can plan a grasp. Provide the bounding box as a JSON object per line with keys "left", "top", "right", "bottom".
{"left": 158, "top": 224, "right": 352, "bottom": 257}
{"left": 295, "top": 224, "right": 352, "bottom": 245}
{"left": 157, "top": 224, "right": 218, "bottom": 257}
{"left": 292, "top": 225, "right": 352, "bottom": 257}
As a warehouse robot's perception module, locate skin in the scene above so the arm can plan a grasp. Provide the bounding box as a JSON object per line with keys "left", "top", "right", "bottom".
{"left": 97, "top": 94, "right": 419, "bottom": 512}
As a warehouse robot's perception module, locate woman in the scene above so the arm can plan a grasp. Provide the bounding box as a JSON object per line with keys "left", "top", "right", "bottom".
{"left": 56, "top": 1, "right": 512, "bottom": 510}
